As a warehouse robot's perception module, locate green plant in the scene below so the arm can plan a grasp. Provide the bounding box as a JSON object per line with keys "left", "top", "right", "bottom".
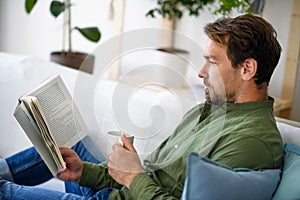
{"left": 25, "top": 0, "right": 101, "bottom": 54}
{"left": 146, "top": 0, "right": 253, "bottom": 19}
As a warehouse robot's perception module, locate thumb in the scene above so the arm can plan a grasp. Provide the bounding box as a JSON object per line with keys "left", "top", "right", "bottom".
{"left": 121, "top": 134, "right": 136, "bottom": 152}
{"left": 60, "top": 147, "right": 76, "bottom": 158}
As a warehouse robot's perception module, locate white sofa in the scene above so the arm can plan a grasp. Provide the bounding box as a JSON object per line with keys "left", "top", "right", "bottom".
{"left": 1, "top": 52, "right": 300, "bottom": 193}
{"left": 0, "top": 52, "right": 196, "bottom": 191}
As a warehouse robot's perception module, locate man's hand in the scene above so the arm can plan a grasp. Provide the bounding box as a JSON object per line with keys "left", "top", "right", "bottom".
{"left": 108, "top": 134, "right": 145, "bottom": 189}
{"left": 56, "top": 148, "right": 84, "bottom": 183}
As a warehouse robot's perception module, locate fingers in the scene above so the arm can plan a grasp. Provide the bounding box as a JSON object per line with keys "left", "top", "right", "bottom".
{"left": 108, "top": 146, "right": 144, "bottom": 177}
{"left": 56, "top": 171, "right": 66, "bottom": 180}
{"left": 121, "top": 134, "right": 136, "bottom": 153}
{"left": 59, "top": 147, "right": 82, "bottom": 167}
{"left": 112, "top": 143, "right": 123, "bottom": 152}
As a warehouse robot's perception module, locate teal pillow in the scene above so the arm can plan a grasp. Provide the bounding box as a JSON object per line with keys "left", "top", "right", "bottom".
{"left": 272, "top": 142, "right": 300, "bottom": 200}
{"left": 182, "top": 152, "right": 281, "bottom": 200}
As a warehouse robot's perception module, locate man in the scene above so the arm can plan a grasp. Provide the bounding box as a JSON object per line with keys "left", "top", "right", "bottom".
{"left": 0, "top": 14, "right": 283, "bottom": 199}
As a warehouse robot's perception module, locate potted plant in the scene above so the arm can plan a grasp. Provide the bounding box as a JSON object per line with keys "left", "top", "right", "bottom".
{"left": 146, "top": 0, "right": 256, "bottom": 19}
{"left": 146, "top": 0, "right": 259, "bottom": 48}
{"left": 25, "top": 0, "right": 101, "bottom": 74}
{"left": 145, "top": 0, "right": 257, "bottom": 87}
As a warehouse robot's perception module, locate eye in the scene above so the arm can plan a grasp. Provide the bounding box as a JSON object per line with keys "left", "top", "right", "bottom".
{"left": 209, "top": 61, "right": 217, "bottom": 67}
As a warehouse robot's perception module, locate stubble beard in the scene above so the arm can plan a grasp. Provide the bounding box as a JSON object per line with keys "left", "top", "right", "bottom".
{"left": 206, "top": 88, "right": 236, "bottom": 105}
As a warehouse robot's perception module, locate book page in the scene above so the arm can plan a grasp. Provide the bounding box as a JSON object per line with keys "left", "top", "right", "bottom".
{"left": 25, "top": 75, "right": 88, "bottom": 148}
{"left": 14, "top": 102, "right": 61, "bottom": 176}
{"left": 24, "top": 96, "right": 66, "bottom": 171}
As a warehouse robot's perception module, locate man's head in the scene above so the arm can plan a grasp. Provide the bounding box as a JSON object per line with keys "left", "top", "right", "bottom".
{"left": 199, "top": 14, "right": 281, "bottom": 104}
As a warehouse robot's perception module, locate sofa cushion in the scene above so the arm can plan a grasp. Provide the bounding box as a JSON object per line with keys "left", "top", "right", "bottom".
{"left": 182, "top": 152, "right": 281, "bottom": 200}
{"left": 272, "top": 142, "right": 300, "bottom": 200}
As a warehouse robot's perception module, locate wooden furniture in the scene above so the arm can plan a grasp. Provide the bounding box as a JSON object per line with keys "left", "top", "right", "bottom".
{"left": 279, "top": 0, "right": 300, "bottom": 119}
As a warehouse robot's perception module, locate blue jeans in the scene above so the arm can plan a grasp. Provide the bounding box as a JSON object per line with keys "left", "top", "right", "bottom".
{"left": 0, "top": 136, "right": 113, "bottom": 200}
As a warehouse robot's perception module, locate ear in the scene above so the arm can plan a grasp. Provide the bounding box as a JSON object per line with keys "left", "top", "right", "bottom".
{"left": 240, "top": 58, "right": 257, "bottom": 81}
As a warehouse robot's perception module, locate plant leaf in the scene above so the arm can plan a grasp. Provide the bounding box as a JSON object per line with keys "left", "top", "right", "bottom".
{"left": 75, "top": 27, "right": 101, "bottom": 42}
{"left": 25, "top": 0, "right": 37, "bottom": 14}
{"left": 146, "top": 0, "right": 253, "bottom": 19}
{"left": 50, "top": 1, "right": 66, "bottom": 18}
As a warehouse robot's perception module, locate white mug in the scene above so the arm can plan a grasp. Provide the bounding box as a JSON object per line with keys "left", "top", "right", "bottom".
{"left": 106, "top": 130, "right": 134, "bottom": 154}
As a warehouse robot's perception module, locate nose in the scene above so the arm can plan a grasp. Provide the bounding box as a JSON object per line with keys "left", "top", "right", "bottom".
{"left": 198, "top": 62, "right": 208, "bottom": 79}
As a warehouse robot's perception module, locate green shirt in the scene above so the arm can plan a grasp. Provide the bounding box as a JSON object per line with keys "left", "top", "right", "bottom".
{"left": 79, "top": 98, "right": 283, "bottom": 200}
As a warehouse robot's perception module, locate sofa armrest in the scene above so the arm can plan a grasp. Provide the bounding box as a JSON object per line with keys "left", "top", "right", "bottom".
{"left": 276, "top": 117, "right": 300, "bottom": 128}
{"left": 276, "top": 117, "right": 300, "bottom": 146}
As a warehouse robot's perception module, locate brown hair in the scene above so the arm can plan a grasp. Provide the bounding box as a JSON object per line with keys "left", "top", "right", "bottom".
{"left": 204, "top": 14, "right": 282, "bottom": 86}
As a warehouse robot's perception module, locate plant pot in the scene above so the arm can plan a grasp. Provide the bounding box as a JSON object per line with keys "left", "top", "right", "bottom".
{"left": 50, "top": 51, "right": 95, "bottom": 74}
{"left": 154, "top": 47, "right": 190, "bottom": 88}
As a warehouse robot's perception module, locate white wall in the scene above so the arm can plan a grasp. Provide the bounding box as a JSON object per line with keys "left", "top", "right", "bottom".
{"left": 0, "top": 0, "right": 164, "bottom": 58}
{"left": 0, "top": 1, "right": 106, "bottom": 57}
{"left": 0, "top": 0, "right": 294, "bottom": 100}
{"left": 263, "top": 0, "right": 293, "bottom": 99}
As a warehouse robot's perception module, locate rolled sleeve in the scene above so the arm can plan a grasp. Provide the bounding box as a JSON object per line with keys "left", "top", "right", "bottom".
{"left": 129, "top": 173, "right": 178, "bottom": 200}
{"left": 79, "top": 162, "right": 122, "bottom": 190}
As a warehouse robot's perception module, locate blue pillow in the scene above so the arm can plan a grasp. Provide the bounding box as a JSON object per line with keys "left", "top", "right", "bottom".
{"left": 182, "top": 152, "right": 281, "bottom": 200}
{"left": 272, "top": 142, "right": 300, "bottom": 200}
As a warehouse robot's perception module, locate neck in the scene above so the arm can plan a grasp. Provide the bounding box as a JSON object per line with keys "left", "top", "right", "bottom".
{"left": 235, "top": 82, "right": 268, "bottom": 103}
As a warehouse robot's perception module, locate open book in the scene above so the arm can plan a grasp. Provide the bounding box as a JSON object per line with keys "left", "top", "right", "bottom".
{"left": 14, "top": 75, "right": 88, "bottom": 176}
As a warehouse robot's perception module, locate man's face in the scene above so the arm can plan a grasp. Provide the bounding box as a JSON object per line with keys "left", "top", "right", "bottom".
{"left": 198, "top": 39, "right": 242, "bottom": 104}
